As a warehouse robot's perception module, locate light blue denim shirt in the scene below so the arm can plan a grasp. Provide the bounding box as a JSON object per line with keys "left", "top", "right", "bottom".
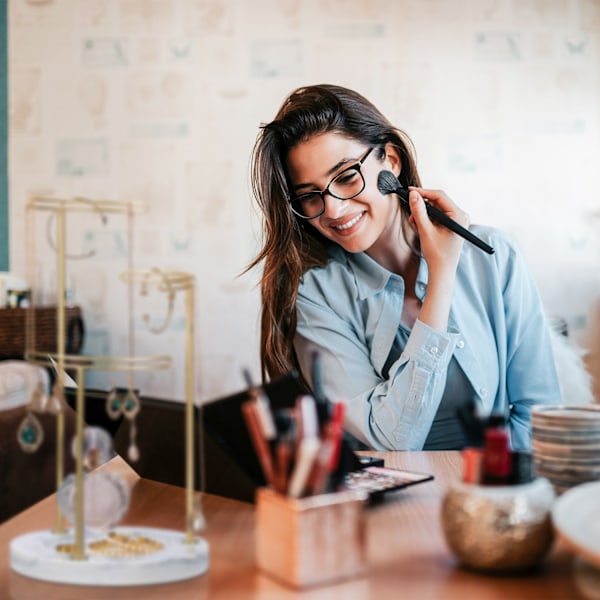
{"left": 294, "top": 225, "right": 561, "bottom": 451}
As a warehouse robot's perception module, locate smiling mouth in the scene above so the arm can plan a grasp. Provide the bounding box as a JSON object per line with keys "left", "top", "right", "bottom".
{"left": 333, "top": 212, "right": 365, "bottom": 231}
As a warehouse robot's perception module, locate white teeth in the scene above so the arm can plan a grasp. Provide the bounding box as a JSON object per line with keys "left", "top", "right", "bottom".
{"left": 334, "top": 213, "right": 363, "bottom": 231}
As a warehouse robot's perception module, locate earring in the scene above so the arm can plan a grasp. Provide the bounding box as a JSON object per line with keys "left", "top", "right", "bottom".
{"left": 189, "top": 493, "right": 206, "bottom": 534}
{"left": 46, "top": 382, "right": 66, "bottom": 415}
{"left": 123, "top": 389, "right": 141, "bottom": 462}
{"left": 29, "top": 380, "right": 48, "bottom": 413}
{"left": 17, "top": 376, "right": 48, "bottom": 453}
{"left": 105, "top": 385, "right": 122, "bottom": 420}
{"left": 17, "top": 411, "right": 44, "bottom": 453}
{"left": 105, "top": 386, "right": 141, "bottom": 462}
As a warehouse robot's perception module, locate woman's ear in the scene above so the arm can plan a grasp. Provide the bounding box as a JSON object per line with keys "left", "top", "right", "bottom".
{"left": 383, "top": 142, "right": 402, "bottom": 177}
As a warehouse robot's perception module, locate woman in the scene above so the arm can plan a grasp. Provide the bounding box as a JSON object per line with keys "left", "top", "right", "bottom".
{"left": 247, "top": 83, "right": 560, "bottom": 451}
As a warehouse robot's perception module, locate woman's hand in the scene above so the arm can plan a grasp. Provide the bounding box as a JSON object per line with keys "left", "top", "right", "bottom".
{"left": 408, "top": 187, "right": 470, "bottom": 276}
{"left": 408, "top": 187, "right": 470, "bottom": 332}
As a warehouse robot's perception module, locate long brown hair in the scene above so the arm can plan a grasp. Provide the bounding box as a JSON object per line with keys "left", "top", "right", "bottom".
{"left": 247, "top": 84, "right": 422, "bottom": 381}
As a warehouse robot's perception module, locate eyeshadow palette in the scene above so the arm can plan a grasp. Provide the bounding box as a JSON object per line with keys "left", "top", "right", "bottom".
{"left": 344, "top": 466, "right": 434, "bottom": 503}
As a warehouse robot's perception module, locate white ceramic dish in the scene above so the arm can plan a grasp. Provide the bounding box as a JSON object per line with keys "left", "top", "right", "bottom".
{"left": 552, "top": 481, "right": 600, "bottom": 569}
{"left": 532, "top": 405, "right": 600, "bottom": 420}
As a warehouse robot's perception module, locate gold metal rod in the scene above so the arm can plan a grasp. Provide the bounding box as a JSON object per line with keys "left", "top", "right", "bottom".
{"left": 54, "top": 205, "right": 66, "bottom": 534}
{"left": 24, "top": 202, "right": 36, "bottom": 357}
{"left": 127, "top": 207, "right": 135, "bottom": 392}
{"left": 72, "top": 366, "right": 86, "bottom": 559}
{"left": 120, "top": 269, "right": 194, "bottom": 291}
{"left": 56, "top": 206, "right": 66, "bottom": 359}
{"left": 28, "top": 196, "right": 145, "bottom": 215}
{"left": 184, "top": 283, "right": 195, "bottom": 544}
{"left": 54, "top": 410, "right": 65, "bottom": 534}
{"left": 25, "top": 351, "right": 172, "bottom": 372}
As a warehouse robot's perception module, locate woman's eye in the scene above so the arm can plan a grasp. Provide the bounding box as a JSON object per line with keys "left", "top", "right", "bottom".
{"left": 335, "top": 170, "right": 359, "bottom": 186}
{"left": 299, "top": 193, "right": 320, "bottom": 205}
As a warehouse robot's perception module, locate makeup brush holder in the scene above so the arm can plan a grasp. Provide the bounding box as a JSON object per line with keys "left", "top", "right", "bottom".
{"left": 440, "top": 477, "right": 555, "bottom": 572}
{"left": 255, "top": 487, "right": 368, "bottom": 588}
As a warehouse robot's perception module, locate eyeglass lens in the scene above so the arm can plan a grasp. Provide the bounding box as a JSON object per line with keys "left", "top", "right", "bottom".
{"left": 290, "top": 147, "right": 373, "bottom": 219}
{"left": 291, "top": 168, "right": 364, "bottom": 218}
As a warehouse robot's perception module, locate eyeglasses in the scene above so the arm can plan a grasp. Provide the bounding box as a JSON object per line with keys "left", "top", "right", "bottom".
{"left": 289, "top": 147, "right": 374, "bottom": 220}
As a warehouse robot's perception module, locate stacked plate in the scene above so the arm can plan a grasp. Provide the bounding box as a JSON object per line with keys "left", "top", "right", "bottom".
{"left": 531, "top": 404, "right": 600, "bottom": 494}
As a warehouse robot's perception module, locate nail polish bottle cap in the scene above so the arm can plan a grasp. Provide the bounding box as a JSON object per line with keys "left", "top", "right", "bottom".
{"left": 486, "top": 413, "right": 507, "bottom": 428}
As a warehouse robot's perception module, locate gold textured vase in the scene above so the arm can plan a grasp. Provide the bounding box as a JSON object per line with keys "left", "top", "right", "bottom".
{"left": 441, "top": 478, "right": 555, "bottom": 572}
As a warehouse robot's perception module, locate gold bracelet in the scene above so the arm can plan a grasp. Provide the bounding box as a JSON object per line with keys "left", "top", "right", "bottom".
{"left": 87, "top": 531, "right": 164, "bottom": 558}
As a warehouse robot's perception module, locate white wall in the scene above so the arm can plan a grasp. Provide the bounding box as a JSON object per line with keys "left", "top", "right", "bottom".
{"left": 8, "top": 0, "right": 600, "bottom": 403}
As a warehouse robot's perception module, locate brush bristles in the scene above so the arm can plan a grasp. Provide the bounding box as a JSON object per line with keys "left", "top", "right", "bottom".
{"left": 377, "top": 170, "right": 402, "bottom": 195}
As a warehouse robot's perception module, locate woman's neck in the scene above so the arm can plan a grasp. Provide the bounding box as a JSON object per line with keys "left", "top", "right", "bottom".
{"left": 366, "top": 227, "right": 422, "bottom": 329}
{"left": 365, "top": 225, "right": 418, "bottom": 278}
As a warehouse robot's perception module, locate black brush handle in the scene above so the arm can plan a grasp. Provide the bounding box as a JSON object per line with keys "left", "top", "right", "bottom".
{"left": 396, "top": 188, "right": 495, "bottom": 255}
{"left": 425, "top": 203, "right": 494, "bottom": 254}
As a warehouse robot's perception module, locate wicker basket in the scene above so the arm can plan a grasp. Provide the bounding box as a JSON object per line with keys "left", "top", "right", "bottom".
{"left": 0, "top": 306, "right": 84, "bottom": 360}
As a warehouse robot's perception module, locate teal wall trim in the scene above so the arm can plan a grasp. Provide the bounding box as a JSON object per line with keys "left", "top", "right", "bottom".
{"left": 0, "top": 3, "right": 7, "bottom": 270}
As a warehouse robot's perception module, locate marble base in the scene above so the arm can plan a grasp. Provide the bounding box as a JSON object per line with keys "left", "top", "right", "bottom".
{"left": 10, "top": 526, "right": 209, "bottom": 586}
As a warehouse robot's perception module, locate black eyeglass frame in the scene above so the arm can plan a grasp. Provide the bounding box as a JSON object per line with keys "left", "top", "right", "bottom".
{"left": 288, "top": 146, "right": 374, "bottom": 220}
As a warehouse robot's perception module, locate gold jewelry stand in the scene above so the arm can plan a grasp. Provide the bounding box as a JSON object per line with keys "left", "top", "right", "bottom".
{"left": 10, "top": 197, "right": 209, "bottom": 585}
{"left": 121, "top": 268, "right": 204, "bottom": 544}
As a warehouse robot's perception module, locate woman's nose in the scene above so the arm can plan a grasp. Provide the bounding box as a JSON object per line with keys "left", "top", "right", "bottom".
{"left": 322, "top": 193, "right": 347, "bottom": 218}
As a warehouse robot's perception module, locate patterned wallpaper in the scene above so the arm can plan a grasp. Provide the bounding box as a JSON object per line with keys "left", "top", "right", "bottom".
{"left": 7, "top": 0, "right": 600, "bottom": 402}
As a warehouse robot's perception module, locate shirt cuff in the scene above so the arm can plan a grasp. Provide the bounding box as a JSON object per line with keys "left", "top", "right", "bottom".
{"left": 399, "top": 319, "right": 458, "bottom": 371}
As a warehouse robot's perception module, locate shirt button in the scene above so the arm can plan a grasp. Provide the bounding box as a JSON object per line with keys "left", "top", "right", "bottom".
{"left": 430, "top": 346, "right": 439, "bottom": 355}
{"left": 456, "top": 339, "right": 465, "bottom": 349}
{"left": 479, "top": 387, "right": 487, "bottom": 397}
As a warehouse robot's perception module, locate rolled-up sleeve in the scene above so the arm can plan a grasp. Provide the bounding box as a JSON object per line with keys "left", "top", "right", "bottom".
{"left": 295, "top": 282, "right": 458, "bottom": 450}
{"left": 375, "top": 322, "right": 458, "bottom": 449}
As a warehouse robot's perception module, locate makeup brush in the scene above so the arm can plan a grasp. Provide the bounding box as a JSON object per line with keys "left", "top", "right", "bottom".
{"left": 377, "top": 170, "right": 494, "bottom": 255}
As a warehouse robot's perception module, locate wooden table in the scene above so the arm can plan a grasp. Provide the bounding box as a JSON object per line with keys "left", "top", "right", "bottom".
{"left": 0, "top": 452, "right": 590, "bottom": 599}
